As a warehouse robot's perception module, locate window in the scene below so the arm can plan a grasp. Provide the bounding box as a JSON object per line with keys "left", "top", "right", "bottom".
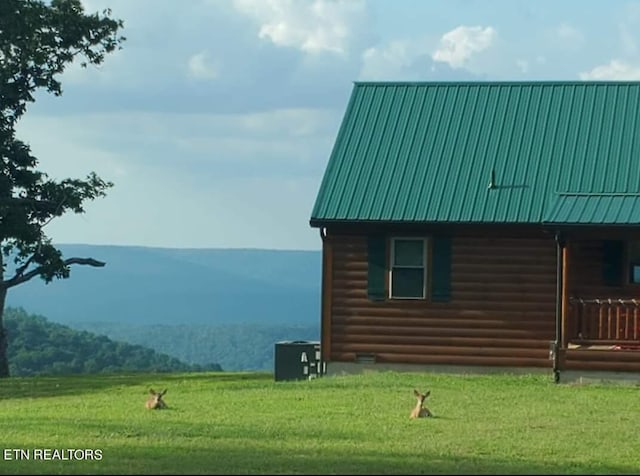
{"left": 629, "top": 241, "right": 640, "bottom": 284}
{"left": 390, "top": 238, "right": 427, "bottom": 299}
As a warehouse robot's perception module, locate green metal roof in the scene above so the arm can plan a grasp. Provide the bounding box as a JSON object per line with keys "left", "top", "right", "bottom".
{"left": 310, "top": 81, "right": 640, "bottom": 227}
{"left": 543, "top": 194, "right": 640, "bottom": 225}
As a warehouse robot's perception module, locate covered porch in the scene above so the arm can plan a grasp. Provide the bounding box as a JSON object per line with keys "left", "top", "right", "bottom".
{"left": 544, "top": 193, "right": 640, "bottom": 375}
{"left": 557, "top": 235, "right": 640, "bottom": 374}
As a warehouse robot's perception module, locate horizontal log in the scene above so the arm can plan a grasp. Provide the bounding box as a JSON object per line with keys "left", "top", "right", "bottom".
{"left": 332, "top": 237, "right": 553, "bottom": 252}
{"left": 333, "top": 262, "right": 368, "bottom": 272}
{"left": 331, "top": 277, "right": 557, "bottom": 296}
{"left": 330, "top": 352, "right": 550, "bottom": 368}
{"left": 331, "top": 286, "right": 372, "bottom": 296}
{"left": 331, "top": 313, "right": 553, "bottom": 327}
{"left": 565, "top": 349, "right": 640, "bottom": 363}
{"left": 562, "top": 359, "right": 640, "bottom": 372}
{"left": 330, "top": 291, "right": 556, "bottom": 306}
{"left": 331, "top": 282, "right": 556, "bottom": 294}
{"left": 332, "top": 325, "right": 553, "bottom": 340}
{"left": 457, "top": 242, "right": 553, "bottom": 250}
{"left": 332, "top": 298, "right": 557, "bottom": 312}
{"left": 332, "top": 249, "right": 364, "bottom": 256}
{"left": 454, "top": 242, "right": 553, "bottom": 251}
{"left": 331, "top": 235, "right": 552, "bottom": 246}
{"left": 332, "top": 270, "right": 362, "bottom": 279}
{"left": 574, "top": 288, "right": 640, "bottom": 299}
{"left": 454, "top": 272, "right": 556, "bottom": 284}
{"left": 331, "top": 307, "right": 553, "bottom": 319}
{"left": 332, "top": 264, "right": 556, "bottom": 276}
{"left": 453, "top": 255, "right": 554, "bottom": 264}
{"left": 569, "top": 339, "right": 640, "bottom": 346}
{"left": 450, "top": 259, "right": 555, "bottom": 270}
{"left": 454, "top": 237, "right": 553, "bottom": 247}
{"left": 452, "top": 273, "right": 556, "bottom": 285}
{"left": 330, "top": 253, "right": 362, "bottom": 261}
{"left": 331, "top": 342, "right": 550, "bottom": 359}
{"left": 332, "top": 334, "right": 550, "bottom": 349}
{"left": 332, "top": 316, "right": 553, "bottom": 335}
{"left": 448, "top": 291, "right": 556, "bottom": 302}
{"left": 332, "top": 261, "right": 555, "bottom": 274}
{"left": 331, "top": 325, "right": 553, "bottom": 337}
{"left": 331, "top": 278, "right": 367, "bottom": 288}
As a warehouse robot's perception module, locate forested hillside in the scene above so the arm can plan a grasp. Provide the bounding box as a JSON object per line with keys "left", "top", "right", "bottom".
{"left": 73, "top": 321, "right": 320, "bottom": 371}
{"left": 5, "top": 307, "right": 222, "bottom": 376}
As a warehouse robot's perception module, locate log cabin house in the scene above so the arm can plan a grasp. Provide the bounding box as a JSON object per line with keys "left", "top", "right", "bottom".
{"left": 309, "top": 81, "right": 640, "bottom": 381}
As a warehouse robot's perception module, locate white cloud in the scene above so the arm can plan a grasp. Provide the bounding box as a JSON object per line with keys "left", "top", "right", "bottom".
{"left": 187, "top": 51, "right": 219, "bottom": 80}
{"left": 359, "top": 35, "right": 482, "bottom": 82}
{"left": 360, "top": 41, "right": 414, "bottom": 80}
{"left": 579, "top": 59, "right": 640, "bottom": 80}
{"left": 432, "top": 25, "right": 496, "bottom": 68}
{"left": 556, "top": 22, "right": 584, "bottom": 47}
{"left": 232, "top": 0, "right": 367, "bottom": 54}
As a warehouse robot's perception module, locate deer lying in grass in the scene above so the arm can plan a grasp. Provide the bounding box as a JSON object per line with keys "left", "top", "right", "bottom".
{"left": 410, "top": 389, "right": 433, "bottom": 419}
{"left": 145, "top": 389, "right": 168, "bottom": 410}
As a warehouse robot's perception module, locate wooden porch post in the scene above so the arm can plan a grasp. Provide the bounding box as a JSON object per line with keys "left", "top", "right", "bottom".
{"left": 553, "top": 233, "right": 565, "bottom": 382}
{"left": 320, "top": 228, "right": 333, "bottom": 365}
{"left": 561, "top": 241, "right": 570, "bottom": 348}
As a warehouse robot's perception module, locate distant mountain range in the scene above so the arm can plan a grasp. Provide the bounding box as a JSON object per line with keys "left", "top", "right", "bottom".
{"left": 6, "top": 244, "right": 322, "bottom": 328}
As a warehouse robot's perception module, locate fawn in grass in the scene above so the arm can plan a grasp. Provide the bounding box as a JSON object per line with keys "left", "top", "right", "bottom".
{"left": 145, "top": 389, "right": 168, "bottom": 410}
{"left": 409, "top": 389, "right": 433, "bottom": 419}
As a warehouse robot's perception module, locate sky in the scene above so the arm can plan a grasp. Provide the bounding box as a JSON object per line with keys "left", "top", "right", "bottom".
{"left": 14, "top": 0, "right": 640, "bottom": 251}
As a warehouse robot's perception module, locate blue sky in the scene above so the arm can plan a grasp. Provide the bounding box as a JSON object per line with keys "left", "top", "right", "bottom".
{"left": 14, "top": 0, "right": 640, "bottom": 250}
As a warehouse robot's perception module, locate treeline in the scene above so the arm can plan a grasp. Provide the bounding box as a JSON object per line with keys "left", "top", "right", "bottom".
{"left": 4, "top": 307, "right": 222, "bottom": 376}
{"left": 72, "top": 321, "right": 320, "bottom": 371}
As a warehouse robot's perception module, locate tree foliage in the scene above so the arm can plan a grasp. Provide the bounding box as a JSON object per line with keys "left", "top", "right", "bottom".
{"left": 76, "top": 321, "right": 321, "bottom": 372}
{"left": 5, "top": 307, "right": 223, "bottom": 376}
{"left": 0, "top": 0, "right": 125, "bottom": 377}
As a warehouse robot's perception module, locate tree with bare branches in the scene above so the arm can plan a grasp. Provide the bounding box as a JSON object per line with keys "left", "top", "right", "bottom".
{"left": 0, "top": 0, "right": 125, "bottom": 376}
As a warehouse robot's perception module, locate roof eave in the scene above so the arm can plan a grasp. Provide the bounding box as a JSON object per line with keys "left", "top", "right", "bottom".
{"left": 311, "top": 218, "right": 640, "bottom": 229}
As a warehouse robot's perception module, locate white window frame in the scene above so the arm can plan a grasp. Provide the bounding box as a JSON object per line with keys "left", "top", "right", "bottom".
{"left": 389, "top": 237, "right": 428, "bottom": 300}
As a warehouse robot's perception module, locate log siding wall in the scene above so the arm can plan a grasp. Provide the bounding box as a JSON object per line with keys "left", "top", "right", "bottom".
{"left": 329, "top": 233, "right": 557, "bottom": 368}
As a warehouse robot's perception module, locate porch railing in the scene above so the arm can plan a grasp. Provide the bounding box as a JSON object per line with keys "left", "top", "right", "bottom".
{"left": 569, "top": 298, "right": 640, "bottom": 343}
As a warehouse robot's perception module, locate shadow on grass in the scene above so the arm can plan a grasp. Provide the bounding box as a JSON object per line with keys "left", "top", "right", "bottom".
{"left": 0, "top": 372, "right": 272, "bottom": 399}
{"left": 1, "top": 442, "right": 636, "bottom": 475}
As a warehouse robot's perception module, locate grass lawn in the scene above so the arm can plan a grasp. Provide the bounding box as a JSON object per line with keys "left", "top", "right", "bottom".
{"left": 0, "top": 370, "right": 639, "bottom": 474}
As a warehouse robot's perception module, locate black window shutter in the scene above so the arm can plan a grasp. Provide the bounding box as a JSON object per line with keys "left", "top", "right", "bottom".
{"left": 602, "top": 240, "right": 624, "bottom": 286}
{"left": 367, "top": 236, "right": 386, "bottom": 301}
{"left": 431, "top": 236, "right": 452, "bottom": 302}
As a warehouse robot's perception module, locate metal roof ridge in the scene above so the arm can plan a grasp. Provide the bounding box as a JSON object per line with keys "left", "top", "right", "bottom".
{"left": 353, "top": 80, "right": 640, "bottom": 86}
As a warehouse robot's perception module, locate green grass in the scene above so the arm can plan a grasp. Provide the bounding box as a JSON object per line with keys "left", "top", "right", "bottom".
{"left": 0, "top": 370, "right": 639, "bottom": 474}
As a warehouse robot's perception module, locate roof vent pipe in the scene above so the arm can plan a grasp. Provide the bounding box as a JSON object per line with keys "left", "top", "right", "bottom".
{"left": 488, "top": 169, "right": 496, "bottom": 190}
